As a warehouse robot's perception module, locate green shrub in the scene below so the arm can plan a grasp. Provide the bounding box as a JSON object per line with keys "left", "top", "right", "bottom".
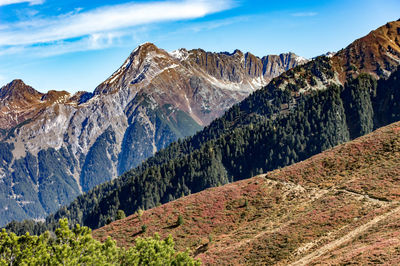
{"left": 0, "top": 219, "right": 200, "bottom": 265}
{"left": 116, "top": 210, "right": 126, "bottom": 220}
{"left": 177, "top": 215, "right": 184, "bottom": 226}
{"left": 141, "top": 225, "right": 148, "bottom": 233}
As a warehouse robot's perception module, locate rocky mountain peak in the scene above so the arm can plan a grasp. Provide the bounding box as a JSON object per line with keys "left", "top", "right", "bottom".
{"left": 233, "top": 49, "right": 243, "bottom": 55}
{"left": 217, "top": 49, "right": 243, "bottom": 57}
{"left": 0, "top": 79, "right": 43, "bottom": 101}
{"left": 93, "top": 42, "right": 173, "bottom": 95}
{"left": 130, "top": 42, "right": 173, "bottom": 67}
{"left": 41, "top": 90, "right": 71, "bottom": 103}
{"left": 124, "top": 42, "right": 168, "bottom": 65}
{"left": 0, "top": 80, "right": 46, "bottom": 129}
{"left": 4, "top": 78, "right": 24, "bottom": 88}
{"left": 134, "top": 42, "right": 161, "bottom": 55}
{"left": 169, "top": 48, "right": 189, "bottom": 60}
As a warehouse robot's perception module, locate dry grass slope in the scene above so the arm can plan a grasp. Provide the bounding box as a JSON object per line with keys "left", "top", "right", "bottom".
{"left": 93, "top": 121, "right": 400, "bottom": 265}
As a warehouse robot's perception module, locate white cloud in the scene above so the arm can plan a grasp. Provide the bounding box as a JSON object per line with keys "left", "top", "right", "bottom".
{"left": 0, "top": 0, "right": 234, "bottom": 46}
{"left": 291, "top": 12, "right": 318, "bottom": 17}
{"left": 0, "top": 33, "right": 123, "bottom": 57}
{"left": 0, "top": 0, "right": 44, "bottom": 6}
{"left": 187, "top": 16, "right": 250, "bottom": 33}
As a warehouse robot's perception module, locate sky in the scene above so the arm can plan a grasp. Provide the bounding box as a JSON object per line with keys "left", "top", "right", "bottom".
{"left": 0, "top": 0, "right": 399, "bottom": 93}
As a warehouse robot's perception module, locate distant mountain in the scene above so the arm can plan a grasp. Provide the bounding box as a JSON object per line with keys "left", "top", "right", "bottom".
{"left": 5, "top": 20, "right": 399, "bottom": 235}
{"left": 93, "top": 120, "right": 400, "bottom": 264}
{"left": 0, "top": 43, "right": 305, "bottom": 226}
{"left": 0, "top": 79, "right": 44, "bottom": 131}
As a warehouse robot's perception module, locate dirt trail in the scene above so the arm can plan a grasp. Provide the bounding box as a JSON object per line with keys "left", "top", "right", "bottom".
{"left": 210, "top": 179, "right": 330, "bottom": 254}
{"left": 215, "top": 220, "right": 292, "bottom": 253}
{"left": 289, "top": 203, "right": 400, "bottom": 266}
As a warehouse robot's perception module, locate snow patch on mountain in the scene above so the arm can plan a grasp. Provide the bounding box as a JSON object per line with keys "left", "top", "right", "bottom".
{"left": 169, "top": 49, "right": 189, "bottom": 61}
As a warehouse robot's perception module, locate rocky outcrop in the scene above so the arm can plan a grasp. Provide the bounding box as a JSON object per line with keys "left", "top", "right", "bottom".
{"left": 0, "top": 43, "right": 306, "bottom": 226}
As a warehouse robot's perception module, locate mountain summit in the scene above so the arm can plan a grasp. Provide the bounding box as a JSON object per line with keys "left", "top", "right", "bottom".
{"left": 333, "top": 20, "right": 400, "bottom": 80}
{"left": 0, "top": 79, "right": 42, "bottom": 101}
{"left": 0, "top": 80, "right": 44, "bottom": 130}
{"left": 0, "top": 43, "right": 305, "bottom": 226}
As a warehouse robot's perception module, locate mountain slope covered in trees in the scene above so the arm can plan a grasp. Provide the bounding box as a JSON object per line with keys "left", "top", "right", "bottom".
{"left": 4, "top": 20, "right": 400, "bottom": 234}
{"left": 93, "top": 122, "right": 400, "bottom": 265}
{"left": 93, "top": 120, "right": 400, "bottom": 264}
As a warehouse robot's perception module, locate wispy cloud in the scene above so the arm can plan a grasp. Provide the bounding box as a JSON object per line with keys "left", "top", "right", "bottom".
{"left": 0, "top": 0, "right": 234, "bottom": 47}
{"left": 187, "top": 16, "right": 250, "bottom": 33}
{"left": 0, "top": 31, "right": 128, "bottom": 57}
{"left": 0, "top": 0, "right": 44, "bottom": 6}
{"left": 291, "top": 12, "right": 318, "bottom": 17}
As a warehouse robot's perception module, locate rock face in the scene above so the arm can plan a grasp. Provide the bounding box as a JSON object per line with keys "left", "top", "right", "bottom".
{"left": 0, "top": 43, "right": 305, "bottom": 226}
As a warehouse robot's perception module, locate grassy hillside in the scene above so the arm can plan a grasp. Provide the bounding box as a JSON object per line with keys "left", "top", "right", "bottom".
{"left": 93, "top": 121, "right": 400, "bottom": 265}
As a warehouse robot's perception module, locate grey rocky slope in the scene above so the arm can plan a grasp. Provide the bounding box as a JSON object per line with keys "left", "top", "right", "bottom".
{"left": 0, "top": 42, "right": 307, "bottom": 226}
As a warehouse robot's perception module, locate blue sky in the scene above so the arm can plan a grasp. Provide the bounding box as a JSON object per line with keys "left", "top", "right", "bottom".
{"left": 0, "top": 0, "right": 399, "bottom": 93}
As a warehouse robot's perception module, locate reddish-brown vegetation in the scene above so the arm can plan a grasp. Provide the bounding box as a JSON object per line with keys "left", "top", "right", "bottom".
{"left": 93, "top": 119, "right": 400, "bottom": 265}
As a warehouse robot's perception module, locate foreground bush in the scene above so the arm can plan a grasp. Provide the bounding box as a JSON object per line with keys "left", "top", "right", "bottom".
{"left": 0, "top": 219, "right": 200, "bottom": 265}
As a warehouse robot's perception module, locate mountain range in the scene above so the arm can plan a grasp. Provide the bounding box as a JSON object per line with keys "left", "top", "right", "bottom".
{"left": 4, "top": 19, "right": 399, "bottom": 237}
{"left": 0, "top": 44, "right": 306, "bottom": 226}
